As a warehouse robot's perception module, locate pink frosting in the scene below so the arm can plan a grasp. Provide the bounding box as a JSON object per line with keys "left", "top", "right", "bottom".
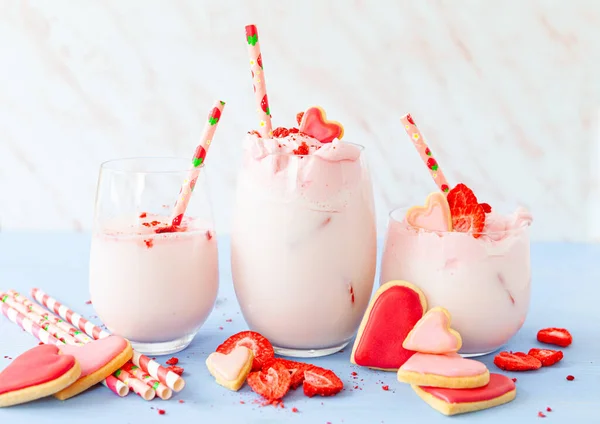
{"left": 400, "top": 352, "right": 487, "bottom": 377}
{"left": 207, "top": 347, "right": 252, "bottom": 380}
{"left": 403, "top": 309, "right": 461, "bottom": 354}
{"left": 60, "top": 336, "right": 128, "bottom": 377}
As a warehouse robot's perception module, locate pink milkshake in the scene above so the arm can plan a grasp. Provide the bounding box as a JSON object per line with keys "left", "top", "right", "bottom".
{"left": 90, "top": 214, "right": 218, "bottom": 354}
{"left": 380, "top": 188, "right": 533, "bottom": 355}
{"left": 231, "top": 126, "right": 377, "bottom": 357}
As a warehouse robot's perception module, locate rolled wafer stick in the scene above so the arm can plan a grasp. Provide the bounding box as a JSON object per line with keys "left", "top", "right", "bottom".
{"left": 31, "top": 288, "right": 185, "bottom": 392}
{"left": 0, "top": 300, "right": 129, "bottom": 397}
{"left": 122, "top": 363, "right": 172, "bottom": 400}
{"left": 3, "top": 293, "right": 154, "bottom": 401}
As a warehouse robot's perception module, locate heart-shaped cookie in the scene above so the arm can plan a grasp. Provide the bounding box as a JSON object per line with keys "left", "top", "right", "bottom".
{"left": 206, "top": 346, "right": 254, "bottom": 391}
{"left": 403, "top": 307, "right": 462, "bottom": 354}
{"left": 350, "top": 280, "right": 427, "bottom": 371}
{"left": 299, "top": 106, "right": 344, "bottom": 143}
{"left": 413, "top": 373, "right": 516, "bottom": 416}
{"left": 406, "top": 192, "right": 453, "bottom": 232}
{"left": 0, "top": 345, "right": 81, "bottom": 407}
{"left": 397, "top": 352, "right": 490, "bottom": 389}
{"left": 56, "top": 336, "right": 132, "bottom": 400}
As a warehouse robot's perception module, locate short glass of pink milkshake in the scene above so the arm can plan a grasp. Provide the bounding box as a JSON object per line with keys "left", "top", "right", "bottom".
{"left": 231, "top": 127, "right": 377, "bottom": 357}
{"left": 89, "top": 157, "right": 219, "bottom": 355}
{"left": 380, "top": 194, "right": 533, "bottom": 356}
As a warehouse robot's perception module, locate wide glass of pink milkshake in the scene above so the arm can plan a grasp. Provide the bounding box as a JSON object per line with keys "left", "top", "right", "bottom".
{"left": 231, "top": 127, "right": 377, "bottom": 357}
{"left": 380, "top": 189, "right": 533, "bottom": 356}
{"left": 89, "top": 158, "right": 218, "bottom": 355}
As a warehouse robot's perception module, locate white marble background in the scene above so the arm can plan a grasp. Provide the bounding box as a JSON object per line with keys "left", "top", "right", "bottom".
{"left": 0, "top": 0, "right": 598, "bottom": 241}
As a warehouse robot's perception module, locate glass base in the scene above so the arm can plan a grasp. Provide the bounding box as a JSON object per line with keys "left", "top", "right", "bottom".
{"left": 130, "top": 333, "right": 195, "bottom": 356}
{"left": 274, "top": 341, "right": 349, "bottom": 358}
{"left": 459, "top": 347, "right": 501, "bottom": 358}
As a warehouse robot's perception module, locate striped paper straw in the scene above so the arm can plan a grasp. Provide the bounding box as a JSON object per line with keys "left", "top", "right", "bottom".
{"left": 31, "top": 288, "right": 185, "bottom": 392}
{"left": 245, "top": 24, "right": 273, "bottom": 138}
{"left": 0, "top": 300, "right": 128, "bottom": 397}
{"left": 169, "top": 100, "right": 226, "bottom": 227}
{"left": 3, "top": 292, "right": 154, "bottom": 401}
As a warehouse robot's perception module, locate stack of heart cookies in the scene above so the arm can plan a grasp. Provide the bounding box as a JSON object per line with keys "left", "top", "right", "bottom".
{"left": 350, "top": 281, "right": 516, "bottom": 416}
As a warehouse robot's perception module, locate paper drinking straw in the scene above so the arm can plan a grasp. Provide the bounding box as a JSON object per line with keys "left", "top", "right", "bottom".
{"left": 4, "top": 292, "right": 154, "bottom": 401}
{"left": 400, "top": 113, "right": 451, "bottom": 194}
{"left": 245, "top": 24, "right": 273, "bottom": 138}
{"left": 0, "top": 300, "right": 129, "bottom": 397}
{"left": 170, "top": 100, "right": 226, "bottom": 227}
{"left": 31, "top": 288, "right": 185, "bottom": 392}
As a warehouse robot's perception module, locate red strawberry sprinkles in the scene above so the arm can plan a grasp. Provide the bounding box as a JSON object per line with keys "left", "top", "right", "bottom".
{"left": 566, "top": 375, "right": 575, "bottom": 381}
{"left": 166, "top": 357, "right": 179, "bottom": 366}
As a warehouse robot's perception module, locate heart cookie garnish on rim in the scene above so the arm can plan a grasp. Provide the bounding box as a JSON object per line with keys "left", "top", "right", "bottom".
{"left": 406, "top": 192, "right": 453, "bottom": 232}
{"left": 299, "top": 106, "right": 344, "bottom": 143}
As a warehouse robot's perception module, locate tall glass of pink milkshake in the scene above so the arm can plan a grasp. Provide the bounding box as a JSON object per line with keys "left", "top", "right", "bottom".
{"left": 89, "top": 158, "right": 219, "bottom": 355}
{"left": 231, "top": 126, "right": 377, "bottom": 357}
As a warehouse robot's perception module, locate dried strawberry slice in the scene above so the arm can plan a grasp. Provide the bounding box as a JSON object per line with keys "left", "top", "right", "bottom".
{"left": 167, "top": 365, "right": 184, "bottom": 375}
{"left": 216, "top": 331, "right": 274, "bottom": 371}
{"left": 527, "top": 348, "right": 564, "bottom": 367}
{"left": 263, "top": 358, "right": 310, "bottom": 390}
{"left": 303, "top": 366, "right": 344, "bottom": 397}
{"left": 247, "top": 361, "right": 291, "bottom": 400}
{"left": 447, "top": 183, "right": 486, "bottom": 237}
{"left": 296, "top": 112, "right": 304, "bottom": 125}
{"left": 493, "top": 351, "right": 542, "bottom": 371}
{"left": 537, "top": 328, "right": 572, "bottom": 347}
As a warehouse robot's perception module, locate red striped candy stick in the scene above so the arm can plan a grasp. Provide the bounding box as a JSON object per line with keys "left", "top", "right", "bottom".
{"left": 122, "top": 363, "right": 172, "bottom": 400}
{"left": 245, "top": 25, "right": 273, "bottom": 138}
{"left": 0, "top": 300, "right": 128, "bottom": 397}
{"left": 4, "top": 293, "right": 154, "bottom": 401}
{"left": 32, "top": 288, "right": 185, "bottom": 392}
{"left": 169, "top": 100, "right": 226, "bottom": 227}
{"left": 400, "top": 113, "right": 451, "bottom": 194}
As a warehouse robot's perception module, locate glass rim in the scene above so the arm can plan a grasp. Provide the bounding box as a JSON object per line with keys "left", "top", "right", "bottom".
{"left": 247, "top": 137, "right": 365, "bottom": 157}
{"left": 388, "top": 205, "right": 532, "bottom": 236}
{"left": 99, "top": 156, "right": 205, "bottom": 175}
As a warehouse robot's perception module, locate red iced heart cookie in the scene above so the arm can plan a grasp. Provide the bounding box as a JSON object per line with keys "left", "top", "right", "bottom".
{"left": 56, "top": 335, "right": 133, "bottom": 400}
{"left": 0, "top": 345, "right": 81, "bottom": 407}
{"left": 350, "top": 280, "right": 427, "bottom": 371}
{"left": 413, "top": 373, "right": 516, "bottom": 416}
{"left": 299, "top": 106, "right": 344, "bottom": 143}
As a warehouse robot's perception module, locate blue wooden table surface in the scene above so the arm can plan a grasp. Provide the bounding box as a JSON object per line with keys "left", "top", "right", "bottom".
{"left": 0, "top": 232, "right": 598, "bottom": 423}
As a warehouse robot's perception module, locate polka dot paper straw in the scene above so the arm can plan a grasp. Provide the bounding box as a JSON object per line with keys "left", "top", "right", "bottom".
{"left": 31, "top": 288, "right": 186, "bottom": 392}
{"left": 170, "top": 100, "right": 225, "bottom": 227}
{"left": 401, "top": 113, "right": 451, "bottom": 194}
{"left": 245, "top": 24, "right": 273, "bottom": 138}
{"left": 0, "top": 297, "right": 129, "bottom": 397}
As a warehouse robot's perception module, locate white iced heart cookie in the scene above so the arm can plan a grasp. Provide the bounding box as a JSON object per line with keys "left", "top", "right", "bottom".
{"left": 206, "top": 346, "right": 254, "bottom": 391}
{"left": 406, "top": 192, "right": 453, "bottom": 232}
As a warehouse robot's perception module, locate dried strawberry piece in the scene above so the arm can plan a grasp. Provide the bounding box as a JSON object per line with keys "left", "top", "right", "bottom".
{"left": 527, "top": 348, "right": 563, "bottom": 367}
{"left": 303, "top": 366, "right": 343, "bottom": 397}
{"left": 166, "top": 357, "right": 179, "bottom": 365}
{"left": 262, "top": 358, "right": 310, "bottom": 390}
{"left": 216, "top": 331, "right": 274, "bottom": 371}
{"left": 139, "top": 212, "right": 147, "bottom": 218}
{"left": 537, "top": 328, "right": 572, "bottom": 347}
{"left": 248, "top": 130, "right": 262, "bottom": 138}
{"left": 167, "top": 365, "right": 184, "bottom": 375}
{"left": 272, "top": 127, "right": 291, "bottom": 138}
{"left": 289, "top": 128, "right": 299, "bottom": 134}
{"left": 480, "top": 203, "right": 492, "bottom": 213}
{"left": 296, "top": 112, "right": 304, "bottom": 125}
{"left": 447, "top": 183, "right": 486, "bottom": 237}
{"left": 493, "top": 351, "right": 542, "bottom": 371}
{"left": 293, "top": 142, "right": 310, "bottom": 156}
{"left": 247, "top": 361, "right": 291, "bottom": 400}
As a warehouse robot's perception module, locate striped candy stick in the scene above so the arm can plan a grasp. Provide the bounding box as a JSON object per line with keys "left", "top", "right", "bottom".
{"left": 122, "top": 363, "right": 172, "bottom": 400}
{"left": 3, "top": 293, "right": 154, "bottom": 401}
{"left": 31, "top": 288, "right": 185, "bottom": 392}
{"left": 0, "top": 300, "right": 129, "bottom": 397}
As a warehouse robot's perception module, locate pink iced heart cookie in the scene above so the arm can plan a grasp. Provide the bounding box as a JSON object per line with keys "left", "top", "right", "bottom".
{"left": 0, "top": 345, "right": 81, "bottom": 407}
{"left": 397, "top": 353, "right": 490, "bottom": 389}
{"left": 413, "top": 373, "right": 516, "bottom": 416}
{"left": 405, "top": 192, "right": 453, "bottom": 232}
{"left": 56, "top": 335, "right": 133, "bottom": 400}
{"left": 403, "top": 307, "right": 462, "bottom": 354}
{"left": 206, "top": 346, "right": 254, "bottom": 391}
{"left": 299, "top": 106, "right": 344, "bottom": 143}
